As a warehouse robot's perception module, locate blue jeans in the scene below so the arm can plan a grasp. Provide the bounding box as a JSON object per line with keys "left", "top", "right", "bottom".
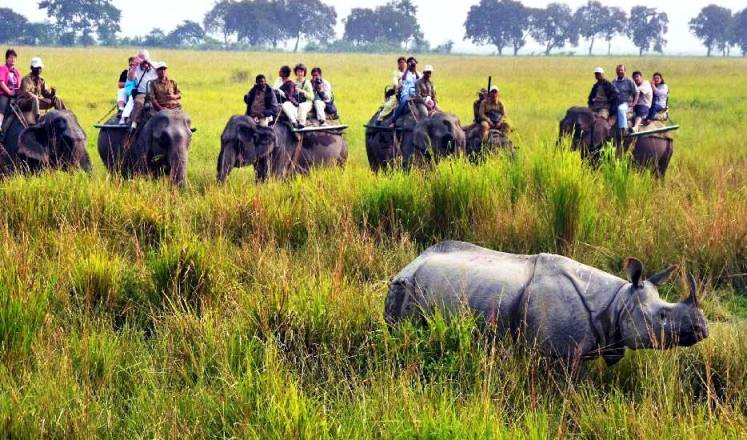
{"left": 647, "top": 104, "right": 665, "bottom": 120}
{"left": 392, "top": 96, "right": 411, "bottom": 122}
{"left": 617, "top": 103, "right": 629, "bottom": 129}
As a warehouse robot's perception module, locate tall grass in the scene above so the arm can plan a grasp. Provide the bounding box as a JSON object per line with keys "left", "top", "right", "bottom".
{"left": 0, "top": 49, "right": 745, "bottom": 437}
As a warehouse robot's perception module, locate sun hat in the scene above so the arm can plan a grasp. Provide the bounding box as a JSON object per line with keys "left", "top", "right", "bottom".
{"left": 423, "top": 64, "right": 434, "bottom": 73}
{"left": 153, "top": 61, "right": 168, "bottom": 70}
{"left": 594, "top": 67, "right": 605, "bottom": 74}
{"left": 30, "top": 57, "right": 44, "bottom": 68}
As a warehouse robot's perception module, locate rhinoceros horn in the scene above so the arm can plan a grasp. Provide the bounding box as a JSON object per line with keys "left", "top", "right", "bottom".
{"left": 684, "top": 272, "right": 700, "bottom": 307}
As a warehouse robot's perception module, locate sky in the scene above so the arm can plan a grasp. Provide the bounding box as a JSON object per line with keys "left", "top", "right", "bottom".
{"left": 2, "top": 0, "right": 745, "bottom": 55}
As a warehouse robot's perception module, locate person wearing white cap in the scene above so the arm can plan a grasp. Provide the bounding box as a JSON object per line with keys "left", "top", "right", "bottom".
{"left": 148, "top": 61, "right": 182, "bottom": 113}
{"left": 17, "top": 56, "right": 66, "bottom": 125}
{"left": 479, "top": 85, "right": 510, "bottom": 141}
{"left": 413, "top": 64, "right": 438, "bottom": 118}
{"left": 587, "top": 67, "right": 618, "bottom": 120}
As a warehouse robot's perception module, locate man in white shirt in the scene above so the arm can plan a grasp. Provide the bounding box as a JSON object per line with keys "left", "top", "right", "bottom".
{"left": 632, "top": 71, "right": 653, "bottom": 132}
{"left": 128, "top": 49, "right": 158, "bottom": 131}
{"left": 310, "top": 67, "right": 335, "bottom": 125}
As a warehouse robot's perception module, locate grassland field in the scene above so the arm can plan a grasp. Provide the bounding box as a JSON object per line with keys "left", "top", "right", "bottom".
{"left": 0, "top": 47, "right": 746, "bottom": 438}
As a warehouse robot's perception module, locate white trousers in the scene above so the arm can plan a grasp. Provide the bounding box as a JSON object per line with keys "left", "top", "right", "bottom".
{"left": 297, "top": 101, "right": 313, "bottom": 124}
{"left": 281, "top": 102, "right": 299, "bottom": 124}
{"left": 119, "top": 97, "right": 135, "bottom": 123}
{"left": 313, "top": 99, "right": 327, "bottom": 121}
{"left": 117, "top": 88, "right": 128, "bottom": 107}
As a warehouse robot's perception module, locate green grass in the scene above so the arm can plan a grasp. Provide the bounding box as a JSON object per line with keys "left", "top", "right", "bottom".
{"left": 0, "top": 48, "right": 746, "bottom": 438}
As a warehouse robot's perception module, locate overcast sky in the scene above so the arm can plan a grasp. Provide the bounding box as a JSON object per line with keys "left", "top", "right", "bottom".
{"left": 3, "top": 0, "right": 746, "bottom": 55}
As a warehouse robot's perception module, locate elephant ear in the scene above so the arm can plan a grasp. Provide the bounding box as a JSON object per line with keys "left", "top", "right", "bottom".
{"left": 413, "top": 122, "right": 432, "bottom": 154}
{"left": 576, "top": 110, "right": 595, "bottom": 133}
{"left": 236, "top": 122, "right": 255, "bottom": 146}
{"left": 18, "top": 124, "right": 50, "bottom": 163}
{"left": 254, "top": 126, "right": 276, "bottom": 157}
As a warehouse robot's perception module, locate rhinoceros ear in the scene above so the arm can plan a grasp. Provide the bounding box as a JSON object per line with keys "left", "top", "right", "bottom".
{"left": 624, "top": 258, "right": 643, "bottom": 288}
{"left": 648, "top": 265, "right": 678, "bottom": 286}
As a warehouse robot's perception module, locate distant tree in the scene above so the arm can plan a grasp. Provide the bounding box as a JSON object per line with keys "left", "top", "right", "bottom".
{"left": 464, "top": 0, "right": 531, "bottom": 56}
{"left": 282, "top": 0, "right": 336, "bottom": 53}
{"left": 343, "top": 8, "right": 380, "bottom": 45}
{"left": 574, "top": 1, "right": 609, "bottom": 55}
{"left": 166, "top": 21, "right": 206, "bottom": 48}
{"left": 689, "top": 5, "right": 733, "bottom": 57}
{"left": 38, "top": 0, "right": 121, "bottom": 46}
{"left": 433, "top": 40, "right": 454, "bottom": 54}
{"left": 96, "top": 2, "right": 121, "bottom": 45}
{"left": 734, "top": 8, "right": 747, "bottom": 56}
{"left": 18, "top": 22, "right": 56, "bottom": 46}
{"left": 142, "top": 28, "right": 167, "bottom": 47}
{"left": 628, "top": 6, "right": 668, "bottom": 56}
{"left": 225, "top": 0, "right": 283, "bottom": 48}
{"left": 342, "top": 0, "right": 423, "bottom": 49}
{"left": 204, "top": 0, "right": 233, "bottom": 46}
{"left": 602, "top": 7, "right": 627, "bottom": 55}
{"left": 0, "top": 8, "right": 29, "bottom": 44}
{"left": 530, "top": 3, "right": 578, "bottom": 56}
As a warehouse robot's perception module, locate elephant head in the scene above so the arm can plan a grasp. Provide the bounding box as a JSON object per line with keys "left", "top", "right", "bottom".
{"left": 138, "top": 110, "right": 192, "bottom": 186}
{"left": 17, "top": 110, "right": 90, "bottom": 173}
{"left": 559, "top": 106, "right": 613, "bottom": 158}
{"left": 413, "top": 112, "right": 466, "bottom": 161}
{"left": 217, "top": 115, "right": 277, "bottom": 183}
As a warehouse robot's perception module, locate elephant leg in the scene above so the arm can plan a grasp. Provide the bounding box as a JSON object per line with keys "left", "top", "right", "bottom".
{"left": 217, "top": 144, "right": 237, "bottom": 183}
{"left": 657, "top": 140, "right": 674, "bottom": 179}
{"left": 256, "top": 157, "right": 272, "bottom": 183}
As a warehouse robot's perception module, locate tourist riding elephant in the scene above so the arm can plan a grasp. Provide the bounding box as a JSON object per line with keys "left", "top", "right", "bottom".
{"left": 558, "top": 106, "right": 674, "bottom": 177}
{"left": 463, "top": 123, "right": 514, "bottom": 162}
{"left": 411, "top": 112, "right": 466, "bottom": 164}
{"left": 98, "top": 110, "right": 192, "bottom": 186}
{"left": 0, "top": 110, "right": 91, "bottom": 177}
{"left": 217, "top": 116, "right": 347, "bottom": 183}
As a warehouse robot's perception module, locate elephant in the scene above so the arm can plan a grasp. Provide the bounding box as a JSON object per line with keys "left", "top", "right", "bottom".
{"left": 365, "top": 109, "right": 463, "bottom": 172}
{"left": 217, "top": 116, "right": 348, "bottom": 183}
{"left": 0, "top": 110, "right": 91, "bottom": 177}
{"left": 98, "top": 110, "right": 192, "bottom": 186}
{"left": 463, "top": 123, "right": 514, "bottom": 162}
{"left": 365, "top": 108, "right": 418, "bottom": 172}
{"left": 559, "top": 106, "right": 674, "bottom": 177}
{"left": 412, "top": 112, "right": 466, "bottom": 164}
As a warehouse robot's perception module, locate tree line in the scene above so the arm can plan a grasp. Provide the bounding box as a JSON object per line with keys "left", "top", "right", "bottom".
{"left": 0, "top": 0, "right": 746, "bottom": 56}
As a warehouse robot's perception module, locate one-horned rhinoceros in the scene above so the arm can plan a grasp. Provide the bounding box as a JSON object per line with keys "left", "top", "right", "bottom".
{"left": 385, "top": 241, "right": 708, "bottom": 365}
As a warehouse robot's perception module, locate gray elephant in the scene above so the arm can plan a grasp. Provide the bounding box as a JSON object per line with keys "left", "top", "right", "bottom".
{"left": 0, "top": 110, "right": 91, "bottom": 177}
{"left": 463, "top": 123, "right": 514, "bottom": 162}
{"left": 366, "top": 109, "right": 463, "bottom": 171}
{"left": 559, "top": 106, "right": 674, "bottom": 177}
{"left": 98, "top": 110, "right": 192, "bottom": 186}
{"left": 365, "top": 108, "right": 419, "bottom": 172}
{"left": 412, "top": 112, "right": 466, "bottom": 165}
{"left": 217, "top": 116, "right": 347, "bottom": 183}
{"left": 386, "top": 241, "right": 709, "bottom": 365}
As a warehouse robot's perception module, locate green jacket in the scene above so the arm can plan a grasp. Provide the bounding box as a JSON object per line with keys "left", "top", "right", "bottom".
{"left": 295, "top": 79, "right": 314, "bottom": 102}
